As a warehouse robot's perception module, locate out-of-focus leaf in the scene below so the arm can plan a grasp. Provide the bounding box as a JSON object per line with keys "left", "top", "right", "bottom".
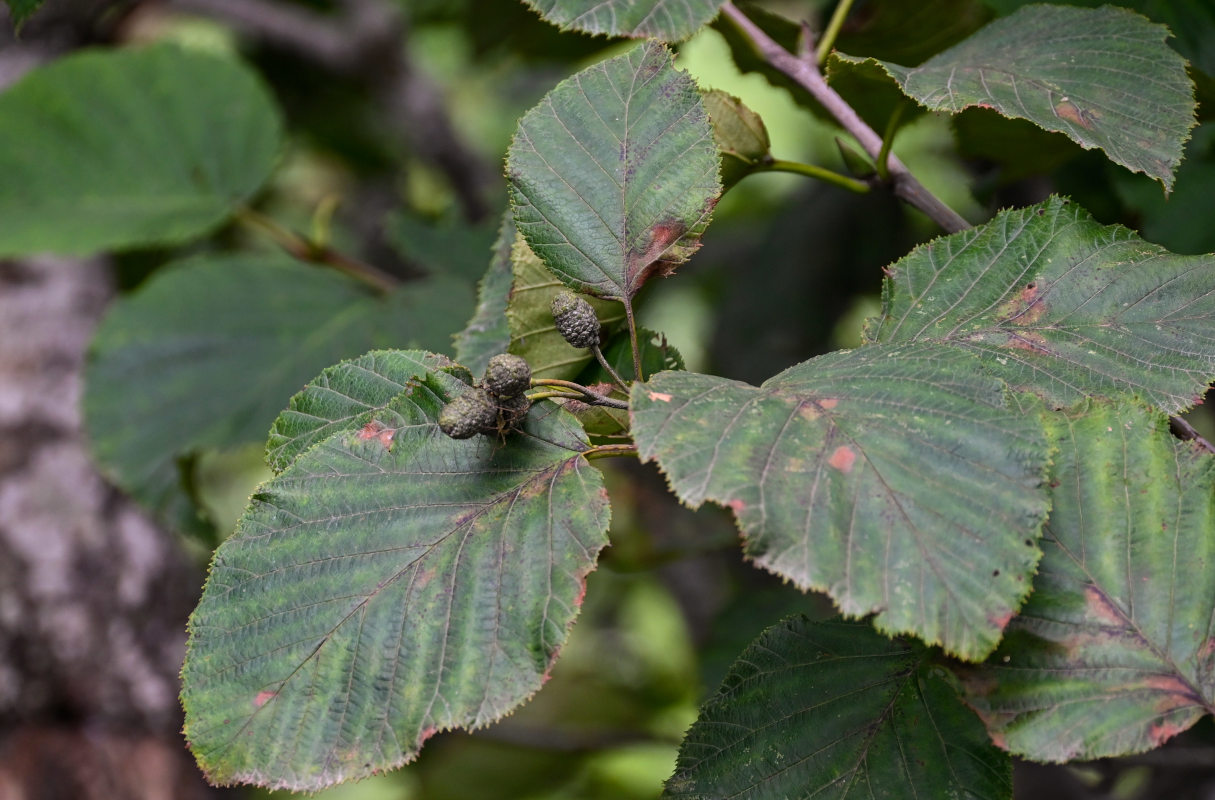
{"left": 961, "top": 400, "right": 1215, "bottom": 761}
{"left": 631, "top": 343, "right": 1051, "bottom": 660}
{"left": 182, "top": 370, "right": 610, "bottom": 790}
{"left": 952, "top": 110, "right": 1086, "bottom": 182}
{"left": 838, "top": 5, "right": 1196, "bottom": 188}
{"left": 665, "top": 616, "right": 1012, "bottom": 799}
{"left": 523, "top": 0, "right": 726, "bottom": 41}
{"left": 870, "top": 196, "right": 1215, "bottom": 413}
{"left": 5, "top": 0, "right": 44, "bottom": 28}
{"left": 455, "top": 212, "right": 516, "bottom": 375}
{"left": 265, "top": 350, "right": 472, "bottom": 474}
{"left": 834, "top": 0, "right": 992, "bottom": 67}
{"left": 1113, "top": 122, "right": 1215, "bottom": 255}
{"left": 85, "top": 255, "right": 472, "bottom": 534}
{"left": 0, "top": 45, "right": 281, "bottom": 256}
{"left": 507, "top": 234, "right": 624, "bottom": 380}
{"left": 384, "top": 209, "right": 499, "bottom": 282}
{"left": 508, "top": 41, "right": 720, "bottom": 302}
{"left": 703, "top": 89, "right": 771, "bottom": 189}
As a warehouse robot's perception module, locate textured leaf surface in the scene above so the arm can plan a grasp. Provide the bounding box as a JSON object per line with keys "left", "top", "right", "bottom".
{"left": 508, "top": 41, "right": 720, "bottom": 301}
{"left": 665, "top": 616, "right": 1012, "bottom": 799}
{"left": 507, "top": 234, "right": 624, "bottom": 380}
{"left": 961, "top": 400, "right": 1215, "bottom": 761}
{"left": 85, "top": 255, "right": 472, "bottom": 533}
{"left": 838, "top": 5, "right": 1195, "bottom": 187}
{"left": 524, "top": 0, "right": 725, "bottom": 41}
{"left": 981, "top": 0, "right": 1215, "bottom": 79}
{"left": 870, "top": 197, "right": 1215, "bottom": 413}
{"left": 265, "top": 350, "right": 472, "bottom": 474}
{"left": 182, "top": 374, "right": 610, "bottom": 790}
{"left": 454, "top": 213, "right": 516, "bottom": 376}
{"left": 0, "top": 45, "right": 281, "bottom": 256}
{"left": 631, "top": 344, "right": 1051, "bottom": 660}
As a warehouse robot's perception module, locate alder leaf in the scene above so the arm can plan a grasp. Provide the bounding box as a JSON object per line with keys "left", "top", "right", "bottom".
{"left": 960, "top": 399, "right": 1215, "bottom": 761}
{"left": 181, "top": 372, "right": 611, "bottom": 790}
{"left": 507, "top": 233, "right": 624, "bottom": 380}
{"left": 523, "top": 0, "right": 725, "bottom": 41}
{"left": 0, "top": 44, "right": 282, "bottom": 256}
{"left": 507, "top": 41, "right": 720, "bottom": 302}
{"left": 870, "top": 196, "right": 1215, "bottom": 413}
{"left": 631, "top": 343, "right": 1051, "bottom": 660}
{"left": 84, "top": 255, "right": 472, "bottom": 534}
{"left": 835, "top": 5, "right": 1196, "bottom": 188}
{"left": 265, "top": 350, "right": 472, "bottom": 474}
{"left": 665, "top": 616, "right": 1012, "bottom": 800}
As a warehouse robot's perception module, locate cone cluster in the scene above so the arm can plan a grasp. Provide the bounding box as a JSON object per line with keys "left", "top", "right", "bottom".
{"left": 438, "top": 354, "right": 533, "bottom": 440}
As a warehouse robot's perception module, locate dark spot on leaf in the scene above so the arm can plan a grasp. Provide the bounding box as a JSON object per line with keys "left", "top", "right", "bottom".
{"left": 1024, "top": 539, "right": 1033, "bottom": 547}
{"left": 992, "top": 569, "right": 1000, "bottom": 577}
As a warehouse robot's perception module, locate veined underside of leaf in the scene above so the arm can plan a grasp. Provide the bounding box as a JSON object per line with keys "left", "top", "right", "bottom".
{"left": 507, "top": 41, "right": 720, "bottom": 308}
{"left": 182, "top": 368, "right": 610, "bottom": 790}
{"left": 961, "top": 399, "right": 1215, "bottom": 762}
{"left": 523, "top": 0, "right": 726, "bottom": 41}
{"left": 631, "top": 343, "right": 1052, "bottom": 661}
{"left": 871, "top": 196, "right": 1215, "bottom": 414}
{"left": 665, "top": 616, "right": 1012, "bottom": 800}
{"left": 835, "top": 4, "right": 1195, "bottom": 188}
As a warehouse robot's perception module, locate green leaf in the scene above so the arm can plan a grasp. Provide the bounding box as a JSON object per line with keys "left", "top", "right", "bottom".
{"left": 181, "top": 372, "right": 611, "bottom": 790}
{"left": 630, "top": 343, "right": 1051, "bottom": 660}
{"left": 703, "top": 89, "right": 772, "bottom": 189}
{"left": 869, "top": 196, "right": 1215, "bottom": 414}
{"left": 507, "top": 233, "right": 624, "bottom": 380}
{"left": 265, "top": 350, "right": 472, "bottom": 474}
{"left": 665, "top": 616, "right": 1012, "bottom": 799}
{"left": 961, "top": 400, "right": 1215, "bottom": 761}
{"left": 5, "top": 0, "right": 44, "bottom": 28}
{"left": 980, "top": 0, "right": 1215, "bottom": 80}
{"left": 837, "top": 5, "right": 1196, "bottom": 188}
{"left": 454, "top": 212, "right": 517, "bottom": 376}
{"left": 84, "top": 255, "right": 473, "bottom": 533}
{"left": 0, "top": 45, "right": 282, "bottom": 257}
{"left": 508, "top": 41, "right": 720, "bottom": 302}
{"left": 523, "top": 0, "right": 725, "bottom": 41}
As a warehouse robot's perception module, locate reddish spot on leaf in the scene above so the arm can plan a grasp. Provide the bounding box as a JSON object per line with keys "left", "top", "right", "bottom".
{"left": 818, "top": 398, "right": 839, "bottom": 410}
{"left": 418, "top": 726, "right": 439, "bottom": 746}
{"left": 1143, "top": 674, "right": 1195, "bottom": 703}
{"left": 727, "top": 498, "right": 746, "bottom": 514}
{"left": 828, "top": 446, "right": 857, "bottom": 473}
{"left": 626, "top": 218, "right": 693, "bottom": 293}
{"left": 1149, "top": 719, "right": 1191, "bottom": 746}
{"left": 648, "top": 391, "right": 672, "bottom": 402}
{"left": 1083, "top": 585, "right": 1125, "bottom": 626}
{"left": 254, "top": 690, "right": 277, "bottom": 708}
{"left": 987, "top": 608, "right": 1014, "bottom": 631}
{"left": 357, "top": 420, "right": 395, "bottom": 449}
{"left": 1055, "top": 100, "right": 1095, "bottom": 129}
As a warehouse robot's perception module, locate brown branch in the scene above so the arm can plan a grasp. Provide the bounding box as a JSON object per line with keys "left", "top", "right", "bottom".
{"left": 1169, "top": 414, "right": 1215, "bottom": 455}
{"left": 719, "top": 2, "right": 970, "bottom": 233}
{"left": 169, "top": 0, "right": 493, "bottom": 221}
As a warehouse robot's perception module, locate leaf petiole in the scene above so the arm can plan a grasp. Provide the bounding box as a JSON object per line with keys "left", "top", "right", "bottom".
{"left": 754, "top": 158, "right": 871, "bottom": 193}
